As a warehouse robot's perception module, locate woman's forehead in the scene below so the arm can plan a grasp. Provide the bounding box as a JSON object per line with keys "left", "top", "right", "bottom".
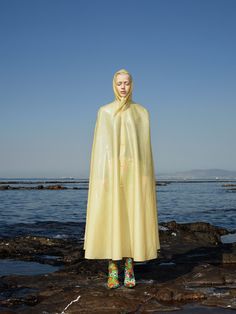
{"left": 116, "top": 73, "right": 130, "bottom": 82}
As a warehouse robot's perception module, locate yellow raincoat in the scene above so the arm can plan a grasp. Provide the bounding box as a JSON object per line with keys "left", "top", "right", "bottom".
{"left": 83, "top": 69, "right": 160, "bottom": 261}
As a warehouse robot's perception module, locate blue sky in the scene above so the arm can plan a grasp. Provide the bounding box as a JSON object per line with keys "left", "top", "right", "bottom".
{"left": 1, "top": 0, "right": 236, "bottom": 178}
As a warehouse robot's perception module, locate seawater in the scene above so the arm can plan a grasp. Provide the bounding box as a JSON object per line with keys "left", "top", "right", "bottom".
{"left": 0, "top": 179, "right": 235, "bottom": 239}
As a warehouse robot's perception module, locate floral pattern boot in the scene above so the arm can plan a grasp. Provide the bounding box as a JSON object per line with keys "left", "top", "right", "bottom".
{"left": 124, "top": 257, "right": 136, "bottom": 288}
{"left": 107, "top": 260, "right": 120, "bottom": 289}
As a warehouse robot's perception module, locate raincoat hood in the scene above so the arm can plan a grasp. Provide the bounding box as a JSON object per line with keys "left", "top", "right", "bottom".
{"left": 113, "top": 68, "right": 133, "bottom": 116}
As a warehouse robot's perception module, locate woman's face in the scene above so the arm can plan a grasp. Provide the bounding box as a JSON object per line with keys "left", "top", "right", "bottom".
{"left": 115, "top": 73, "right": 131, "bottom": 97}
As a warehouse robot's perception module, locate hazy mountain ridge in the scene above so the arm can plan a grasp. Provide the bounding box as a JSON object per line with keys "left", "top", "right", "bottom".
{"left": 158, "top": 168, "right": 236, "bottom": 179}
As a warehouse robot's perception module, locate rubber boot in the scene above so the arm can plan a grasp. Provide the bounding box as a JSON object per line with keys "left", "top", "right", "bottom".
{"left": 107, "top": 260, "right": 120, "bottom": 289}
{"left": 124, "top": 257, "right": 136, "bottom": 288}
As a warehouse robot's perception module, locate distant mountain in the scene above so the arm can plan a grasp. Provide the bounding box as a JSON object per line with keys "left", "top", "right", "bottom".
{"left": 157, "top": 169, "right": 236, "bottom": 179}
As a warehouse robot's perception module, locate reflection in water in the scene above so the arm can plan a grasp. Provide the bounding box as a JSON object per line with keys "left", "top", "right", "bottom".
{"left": 0, "top": 259, "right": 60, "bottom": 276}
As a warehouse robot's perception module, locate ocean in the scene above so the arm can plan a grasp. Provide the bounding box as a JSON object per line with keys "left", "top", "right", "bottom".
{"left": 0, "top": 179, "right": 235, "bottom": 240}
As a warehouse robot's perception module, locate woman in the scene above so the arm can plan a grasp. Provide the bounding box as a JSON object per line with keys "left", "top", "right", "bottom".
{"left": 83, "top": 69, "right": 160, "bottom": 289}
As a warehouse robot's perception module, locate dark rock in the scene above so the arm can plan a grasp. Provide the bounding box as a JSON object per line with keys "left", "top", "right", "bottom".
{"left": 47, "top": 185, "right": 67, "bottom": 190}
{"left": 0, "top": 185, "right": 68, "bottom": 190}
{"left": 156, "top": 181, "right": 171, "bottom": 186}
{"left": 155, "top": 286, "right": 205, "bottom": 302}
{"left": 0, "top": 221, "right": 235, "bottom": 313}
{"left": 0, "top": 185, "right": 10, "bottom": 190}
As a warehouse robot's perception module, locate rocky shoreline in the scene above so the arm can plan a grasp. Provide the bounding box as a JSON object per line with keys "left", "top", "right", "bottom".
{"left": 2, "top": 180, "right": 236, "bottom": 191}
{"left": 0, "top": 184, "right": 82, "bottom": 190}
{"left": 0, "top": 221, "right": 235, "bottom": 313}
{"left": 0, "top": 181, "right": 169, "bottom": 190}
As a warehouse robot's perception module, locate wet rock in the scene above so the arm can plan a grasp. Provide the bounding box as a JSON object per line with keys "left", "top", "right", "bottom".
{"left": 181, "top": 264, "right": 226, "bottom": 286}
{"left": 0, "top": 236, "right": 82, "bottom": 265}
{"left": 158, "top": 220, "right": 230, "bottom": 265}
{"left": 202, "top": 293, "right": 236, "bottom": 310}
{"left": 0, "top": 288, "right": 39, "bottom": 307}
{"left": 137, "top": 297, "right": 181, "bottom": 312}
{"left": 155, "top": 286, "right": 205, "bottom": 302}
{"left": 0, "top": 221, "right": 235, "bottom": 313}
{"left": 0, "top": 180, "right": 82, "bottom": 185}
{"left": 0, "top": 181, "right": 170, "bottom": 190}
{"left": 222, "top": 183, "right": 236, "bottom": 192}
{"left": 0, "top": 185, "right": 10, "bottom": 190}
{"left": 156, "top": 181, "right": 171, "bottom": 186}
{"left": 222, "top": 244, "right": 236, "bottom": 263}
{"left": 0, "top": 185, "right": 68, "bottom": 190}
{"left": 162, "top": 220, "right": 228, "bottom": 237}
{"left": 225, "top": 188, "right": 236, "bottom": 191}
{"left": 47, "top": 185, "right": 67, "bottom": 190}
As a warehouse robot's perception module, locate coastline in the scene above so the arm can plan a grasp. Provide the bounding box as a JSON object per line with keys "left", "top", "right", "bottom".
{"left": 0, "top": 220, "right": 235, "bottom": 313}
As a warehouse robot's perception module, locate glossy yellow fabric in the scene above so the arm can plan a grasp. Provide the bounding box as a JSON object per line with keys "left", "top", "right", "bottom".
{"left": 83, "top": 69, "right": 160, "bottom": 261}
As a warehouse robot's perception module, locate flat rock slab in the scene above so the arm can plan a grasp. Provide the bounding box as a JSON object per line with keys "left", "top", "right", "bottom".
{"left": 0, "top": 221, "right": 235, "bottom": 313}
